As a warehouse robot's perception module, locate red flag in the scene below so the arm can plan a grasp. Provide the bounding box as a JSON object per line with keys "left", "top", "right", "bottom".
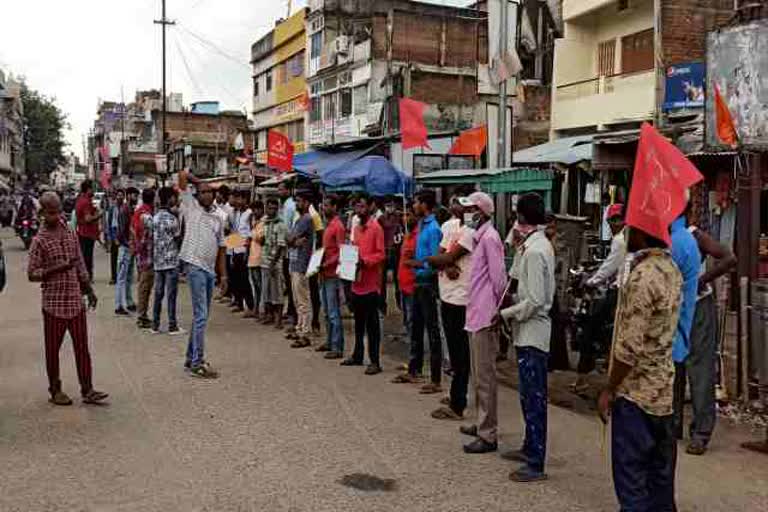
{"left": 626, "top": 123, "right": 704, "bottom": 246}
{"left": 399, "top": 98, "right": 430, "bottom": 150}
{"left": 99, "top": 162, "right": 112, "bottom": 190}
{"left": 714, "top": 84, "right": 738, "bottom": 148}
{"left": 267, "top": 130, "right": 294, "bottom": 172}
{"left": 449, "top": 125, "right": 488, "bottom": 157}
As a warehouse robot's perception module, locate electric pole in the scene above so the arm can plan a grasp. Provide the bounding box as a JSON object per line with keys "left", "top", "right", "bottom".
{"left": 154, "top": 0, "right": 175, "bottom": 178}
{"left": 497, "top": 0, "right": 508, "bottom": 170}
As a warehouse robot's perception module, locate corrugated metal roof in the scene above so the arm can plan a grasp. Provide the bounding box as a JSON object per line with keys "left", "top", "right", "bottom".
{"left": 512, "top": 135, "right": 594, "bottom": 165}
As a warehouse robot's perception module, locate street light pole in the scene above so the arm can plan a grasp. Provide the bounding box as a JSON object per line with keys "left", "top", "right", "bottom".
{"left": 154, "top": 0, "right": 175, "bottom": 179}
{"left": 497, "top": 0, "right": 508, "bottom": 170}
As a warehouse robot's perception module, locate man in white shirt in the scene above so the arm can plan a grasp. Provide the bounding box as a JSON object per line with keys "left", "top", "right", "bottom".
{"left": 228, "top": 190, "right": 253, "bottom": 315}
{"left": 178, "top": 169, "right": 227, "bottom": 379}
{"left": 427, "top": 197, "right": 474, "bottom": 421}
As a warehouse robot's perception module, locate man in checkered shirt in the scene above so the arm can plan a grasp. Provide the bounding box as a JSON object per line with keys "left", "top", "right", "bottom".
{"left": 28, "top": 192, "right": 108, "bottom": 406}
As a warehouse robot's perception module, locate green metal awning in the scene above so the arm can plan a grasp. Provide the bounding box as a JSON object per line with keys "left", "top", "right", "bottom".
{"left": 416, "top": 167, "right": 554, "bottom": 194}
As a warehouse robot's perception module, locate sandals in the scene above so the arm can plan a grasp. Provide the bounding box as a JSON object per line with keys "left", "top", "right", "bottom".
{"left": 419, "top": 383, "right": 443, "bottom": 395}
{"left": 82, "top": 390, "right": 109, "bottom": 405}
{"left": 431, "top": 406, "right": 462, "bottom": 421}
{"left": 49, "top": 391, "right": 73, "bottom": 406}
{"left": 290, "top": 338, "right": 311, "bottom": 349}
{"left": 391, "top": 373, "right": 416, "bottom": 384}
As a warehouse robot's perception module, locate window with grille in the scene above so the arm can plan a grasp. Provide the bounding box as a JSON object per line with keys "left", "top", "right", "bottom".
{"left": 310, "top": 97, "right": 321, "bottom": 122}
{"left": 266, "top": 70, "right": 273, "bottom": 91}
{"left": 598, "top": 39, "right": 615, "bottom": 77}
{"left": 340, "top": 89, "right": 352, "bottom": 118}
{"left": 353, "top": 85, "right": 367, "bottom": 115}
{"left": 253, "top": 77, "right": 259, "bottom": 97}
{"left": 621, "top": 29, "right": 654, "bottom": 74}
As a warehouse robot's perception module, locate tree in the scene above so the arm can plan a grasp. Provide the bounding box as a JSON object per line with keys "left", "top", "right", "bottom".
{"left": 20, "top": 83, "right": 68, "bottom": 184}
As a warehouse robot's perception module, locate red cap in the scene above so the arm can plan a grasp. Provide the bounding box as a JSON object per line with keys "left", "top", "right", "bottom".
{"left": 606, "top": 204, "right": 624, "bottom": 220}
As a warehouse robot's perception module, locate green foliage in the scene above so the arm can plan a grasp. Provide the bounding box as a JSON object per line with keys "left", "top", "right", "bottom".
{"left": 20, "top": 82, "right": 68, "bottom": 184}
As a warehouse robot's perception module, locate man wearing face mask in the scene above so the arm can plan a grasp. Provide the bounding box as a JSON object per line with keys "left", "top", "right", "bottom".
{"left": 425, "top": 196, "right": 475, "bottom": 421}
{"left": 378, "top": 198, "right": 403, "bottom": 316}
{"left": 499, "top": 192, "right": 555, "bottom": 482}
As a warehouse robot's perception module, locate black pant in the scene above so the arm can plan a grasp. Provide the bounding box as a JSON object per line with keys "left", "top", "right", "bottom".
{"left": 283, "top": 257, "right": 296, "bottom": 321}
{"left": 109, "top": 241, "right": 119, "bottom": 283}
{"left": 442, "top": 301, "right": 470, "bottom": 415}
{"left": 672, "top": 362, "right": 688, "bottom": 440}
{"left": 612, "top": 398, "right": 677, "bottom": 511}
{"left": 231, "top": 253, "right": 254, "bottom": 310}
{"left": 78, "top": 237, "right": 95, "bottom": 281}
{"left": 310, "top": 274, "right": 321, "bottom": 331}
{"left": 379, "top": 247, "right": 400, "bottom": 314}
{"left": 410, "top": 283, "right": 442, "bottom": 384}
{"left": 351, "top": 292, "right": 381, "bottom": 367}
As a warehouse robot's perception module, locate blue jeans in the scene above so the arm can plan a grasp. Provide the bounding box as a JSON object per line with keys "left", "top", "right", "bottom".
{"left": 401, "top": 293, "right": 414, "bottom": 339}
{"left": 185, "top": 263, "right": 215, "bottom": 368}
{"left": 517, "top": 346, "right": 549, "bottom": 473}
{"left": 153, "top": 268, "right": 179, "bottom": 331}
{"left": 320, "top": 277, "right": 345, "bottom": 353}
{"left": 115, "top": 245, "right": 135, "bottom": 310}
{"left": 612, "top": 398, "right": 677, "bottom": 512}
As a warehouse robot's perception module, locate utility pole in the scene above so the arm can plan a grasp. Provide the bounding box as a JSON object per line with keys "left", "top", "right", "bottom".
{"left": 497, "top": 0, "right": 509, "bottom": 169}
{"left": 154, "top": 0, "right": 175, "bottom": 178}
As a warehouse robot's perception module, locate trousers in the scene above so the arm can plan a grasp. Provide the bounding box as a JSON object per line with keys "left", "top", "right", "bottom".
{"left": 153, "top": 268, "right": 179, "bottom": 331}
{"left": 351, "top": 291, "right": 381, "bottom": 366}
{"left": 43, "top": 310, "right": 93, "bottom": 396}
{"left": 231, "top": 253, "right": 254, "bottom": 311}
{"left": 517, "top": 346, "right": 549, "bottom": 472}
{"left": 115, "top": 245, "right": 135, "bottom": 310}
{"left": 320, "top": 277, "right": 345, "bottom": 353}
{"left": 612, "top": 398, "right": 677, "bottom": 512}
{"left": 442, "top": 301, "right": 470, "bottom": 415}
{"left": 185, "top": 263, "right": 215, "bottom": 368}
{"left": 470, "top": 327, "right": 499, "bottom": 444}
{"left": 78, "top": 236, "right": 95, "bottom": 281}
{"left": 291, "top": 272, "right": 311, "bottom": 336}
{"left": 410, "top": 282, "right": 442, "bottom": 383}
{"left": 136, "top": 269, "right": 155, "bottom": 320}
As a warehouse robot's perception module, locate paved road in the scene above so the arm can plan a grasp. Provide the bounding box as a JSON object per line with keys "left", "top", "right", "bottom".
{"left": 1, "top": 231, "right": 766, "bottom": 511}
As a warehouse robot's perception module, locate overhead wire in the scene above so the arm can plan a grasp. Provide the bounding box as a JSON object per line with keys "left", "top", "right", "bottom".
{"left": 173, "top": 32, "right": 204, "bottom": 96}
{"left": 176, "top": 24, "right": 251, "bottom": 71}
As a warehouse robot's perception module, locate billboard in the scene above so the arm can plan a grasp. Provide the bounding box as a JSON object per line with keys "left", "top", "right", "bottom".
{"left": 706, "top": 20, "right": 768, "bottom": 150}
{"left": 663, "top": 62, "right": 705, "bottom": 111}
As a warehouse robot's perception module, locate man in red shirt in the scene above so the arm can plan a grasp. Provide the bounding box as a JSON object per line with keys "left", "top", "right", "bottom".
{"left": 341, "top": 195, "right": 385, "bottom": 375}
{"left": 28, "top": 192, "right": 108, "bottom": 406}
{"left": 75, "top": 180, "right": 101, "bottom": 281}
{"left": 318, "top": 195, "right": 347, "bottom": 359}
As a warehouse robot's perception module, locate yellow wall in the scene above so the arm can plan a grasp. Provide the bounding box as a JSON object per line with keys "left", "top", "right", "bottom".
{"left": 274, "top": 9, "right": 305, "bottom": 46}
{"left": 552, "top": 0, "right": 656, "bottom": 131}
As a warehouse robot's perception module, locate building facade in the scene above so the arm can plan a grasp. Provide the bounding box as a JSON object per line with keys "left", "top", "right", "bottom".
{"left": 551, "top": 0, "right": 732, "bottom": 137}
{"left": 0, "top": 70, "right": 24, "bottom": 189}
{"left": 251, "top": 9, "right": 309, "bottom": 164}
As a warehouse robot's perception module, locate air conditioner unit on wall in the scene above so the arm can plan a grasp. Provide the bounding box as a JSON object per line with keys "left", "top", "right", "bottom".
{"left": 335, "top": 36, "right": 350, "bottom": 55}
{"left": 617, "top": 0, "right": 630, "bottom": 12}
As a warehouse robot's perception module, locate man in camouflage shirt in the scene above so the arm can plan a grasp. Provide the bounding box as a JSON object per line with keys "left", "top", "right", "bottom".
{"left": 598, "top": 226, "right": 682, "bottom": 512}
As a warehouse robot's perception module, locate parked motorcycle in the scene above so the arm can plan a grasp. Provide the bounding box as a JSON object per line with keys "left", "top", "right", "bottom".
{"left": 15, "top": 217, "right": 39, "bottom": 250}
{"left": 566, "top": 262, "right": 618, "bottom": 373}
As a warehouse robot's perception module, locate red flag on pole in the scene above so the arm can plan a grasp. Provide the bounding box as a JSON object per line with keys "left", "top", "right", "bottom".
{"left": 267, "top": 130, "right": 294, "bottom": 172}
{"left": 626, "top": 123, "right": 704, "bottom": 246}
{"left": 449, "top": 125, "right": 488, "bottom": 157}
{"left": 399, "top": 98, "right": 430, "bottom": 150}
{"left": 713, "top": 83, "right": 739, "bottom": 148}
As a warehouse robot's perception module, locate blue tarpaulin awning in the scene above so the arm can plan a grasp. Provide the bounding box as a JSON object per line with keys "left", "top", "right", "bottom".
{"left": 321, "top": 156, "right": 413, "bottom": 196}
{"left": 292, "top": 147, "right": 378, "bottom": 177}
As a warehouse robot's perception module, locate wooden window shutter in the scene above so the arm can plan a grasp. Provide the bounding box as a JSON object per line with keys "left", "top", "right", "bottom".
{"left": 621, "top": 29, "right": 654, "bottom": 74}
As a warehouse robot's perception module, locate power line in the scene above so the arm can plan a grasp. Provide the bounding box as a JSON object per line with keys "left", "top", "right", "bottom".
{"left": 173, "top": 33, "right": 203, "bottom": 95}
{"left": 177, "top": 24, "right": 251, "bottom": 71}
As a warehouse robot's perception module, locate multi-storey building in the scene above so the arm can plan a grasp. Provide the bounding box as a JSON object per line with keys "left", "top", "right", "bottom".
{"left": 0, "top": 70, "right": 24, "bottom": 188}
{"left": 251, "top": 9, "right": 309, "bottom": 164}
{"left": 551, "top": 0, "right": 733, "bottom": 137}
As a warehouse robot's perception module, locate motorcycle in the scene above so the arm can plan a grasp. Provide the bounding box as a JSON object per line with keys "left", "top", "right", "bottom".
{"left": 15, "top": 217, "right": 39, "bottom": 250}
{"left": 566, "top": 262, "right": 618, "bottom": 373}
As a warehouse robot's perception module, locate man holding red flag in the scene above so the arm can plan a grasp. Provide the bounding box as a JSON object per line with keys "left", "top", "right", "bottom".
{"left": 598, "top": 123, "right": 702, "bottom": 511}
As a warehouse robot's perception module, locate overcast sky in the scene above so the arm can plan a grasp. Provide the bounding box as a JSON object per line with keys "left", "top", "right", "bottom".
{"left": 0, "top": 0, "right": 469, "bottom": 161}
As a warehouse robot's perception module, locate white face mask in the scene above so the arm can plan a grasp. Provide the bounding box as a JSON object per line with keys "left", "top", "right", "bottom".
{"left": 464, "top": 212, "right": 480, "bottom": 229}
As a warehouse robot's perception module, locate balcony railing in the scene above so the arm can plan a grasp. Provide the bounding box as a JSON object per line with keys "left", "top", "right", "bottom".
{"left": 556, "top": 69, "right": 654, "bottom": 101}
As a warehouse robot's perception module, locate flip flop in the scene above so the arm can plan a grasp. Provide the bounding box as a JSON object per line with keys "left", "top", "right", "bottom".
{"left": 431, "top": 406, "right": 462, "bottom": 421}
{"left": 82, "top": 390, "right": 109, "bottom": 405}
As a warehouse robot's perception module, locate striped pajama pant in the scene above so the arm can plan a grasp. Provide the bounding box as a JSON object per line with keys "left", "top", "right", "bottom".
{"left": 43, "top": 311, "right": 93, "bottom": 396}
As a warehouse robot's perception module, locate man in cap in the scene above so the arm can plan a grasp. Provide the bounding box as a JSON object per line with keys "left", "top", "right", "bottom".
{"left": 572, "top": 203, "right": 627, "bottom": 394}
{"left": 499, "top": 192, "right": 556, "bottom": 482}
{"left": 598, "top": 224, "right": 683, "bottom": 511}
{"left": 460, "top": 192, "right": 507, "bottom": 454}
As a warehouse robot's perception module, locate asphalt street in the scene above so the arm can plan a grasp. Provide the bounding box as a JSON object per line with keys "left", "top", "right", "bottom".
{"left": 1, "top": 230, "right": 766, "bottom": 511}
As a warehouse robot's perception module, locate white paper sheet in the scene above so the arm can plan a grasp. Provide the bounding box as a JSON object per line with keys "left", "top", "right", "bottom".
{"left": 337, "top": 244, "right": 359, "bottom": 281}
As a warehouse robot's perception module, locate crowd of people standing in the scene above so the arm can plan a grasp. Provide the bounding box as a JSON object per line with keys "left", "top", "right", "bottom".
{"left": 22, "top": 172, "right": 737, "bottom": 508}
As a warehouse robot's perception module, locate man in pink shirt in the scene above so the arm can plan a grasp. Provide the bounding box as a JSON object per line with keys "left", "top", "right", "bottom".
{"left": 461, "top": 192, "right": 507, "bottom": 454}
{"left": 341, "top": 195, "right": 385, "bottom": 375}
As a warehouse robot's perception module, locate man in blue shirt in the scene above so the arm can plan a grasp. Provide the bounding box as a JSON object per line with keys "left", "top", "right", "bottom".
{"left": 670, "top": 214, "right": 701, "bottom": 440}
{"left": 403, "top": 190, "right": 443, "bottom": 394}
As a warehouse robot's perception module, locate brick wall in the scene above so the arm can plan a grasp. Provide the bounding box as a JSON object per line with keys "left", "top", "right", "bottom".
{"left": 661, "top": 0, "right": 733, "bottom": 66}
{"left": 514, "top": 83, "right": 552, "bottom": 151}
{"left": 410, "top": 72, "right": 478, "bottom": 105}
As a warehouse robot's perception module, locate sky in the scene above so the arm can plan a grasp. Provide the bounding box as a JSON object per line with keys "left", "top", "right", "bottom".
{"left": 0, "top": 0, "right": 469, "bottom": 162}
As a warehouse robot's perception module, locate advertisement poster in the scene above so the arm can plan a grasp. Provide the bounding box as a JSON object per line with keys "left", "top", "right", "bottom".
{"left": 663, "top": 62, "right": 705, "bottom": 111}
